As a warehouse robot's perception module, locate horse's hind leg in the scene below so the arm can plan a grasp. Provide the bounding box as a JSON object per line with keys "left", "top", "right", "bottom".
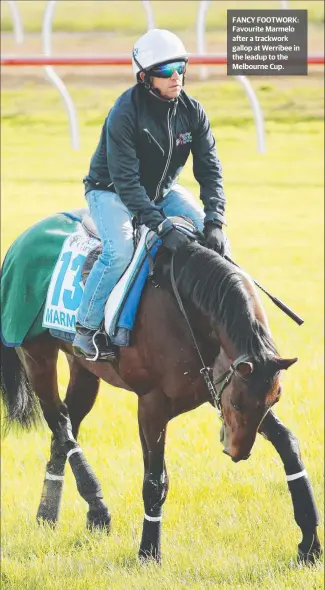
{"left": 37, "top": 433, "right": 67, "bottom": 525}
{"left": 20, "top": 336, "right": 110, "bottom": 530}
{"left": 259, "top": 410, "right": 322, "bottom": 564}
{"left": 17, "top": 337, "right": 66, "bottom": 526}
{"left": 36, "top": 353, "right": 107, "bottom": 528}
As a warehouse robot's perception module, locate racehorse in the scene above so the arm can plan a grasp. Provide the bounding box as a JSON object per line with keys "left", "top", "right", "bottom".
{"left": 0, "top": 214, "right": 321, "bottom": 565}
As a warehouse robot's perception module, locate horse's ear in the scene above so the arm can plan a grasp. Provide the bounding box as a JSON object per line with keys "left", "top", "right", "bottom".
{"left": 270, "top": 357, "right": 298, "bottom": 371}
{"left": 237, "top": 361, "right": 254, "bottom": 377}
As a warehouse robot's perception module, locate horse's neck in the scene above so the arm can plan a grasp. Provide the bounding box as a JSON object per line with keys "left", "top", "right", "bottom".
{"left": 216, "top": 270, "right": 272, "bottom": 362}
{"left": 237, "top": 269, "right": 271, "bottom": 334}
{"left": 215, "top": 326, "right": 240, "bottom": 363}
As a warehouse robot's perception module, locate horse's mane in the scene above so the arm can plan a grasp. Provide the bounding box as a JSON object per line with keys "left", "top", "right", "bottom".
{"left": 170, "top": 243, "right": 278, "bottom": 361}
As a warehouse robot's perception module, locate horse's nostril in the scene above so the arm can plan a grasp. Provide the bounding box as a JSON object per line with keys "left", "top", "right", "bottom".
{"left": 223, "top": 449, "right": 251, "bottom": 462}
{"left": 231, "top": 454, "right": 250, "bottom": 463}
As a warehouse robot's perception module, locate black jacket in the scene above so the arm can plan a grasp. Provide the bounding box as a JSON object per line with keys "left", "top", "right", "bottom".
{"left": 84, "top": 84, "right": 226, "bottom": 232}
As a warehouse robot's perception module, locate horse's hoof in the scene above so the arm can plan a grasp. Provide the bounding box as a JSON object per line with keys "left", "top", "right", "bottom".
{"left": 138, "top": 548, "right": 161, "bottom": 565}
{"left": 36, "top": 515, "right": 58, "bottom": 529}
{"left": 298, "top": 539, "right": 323, "bottom": 565}
{"left": 86, "top": 509, "right": 111, "bottom": 533}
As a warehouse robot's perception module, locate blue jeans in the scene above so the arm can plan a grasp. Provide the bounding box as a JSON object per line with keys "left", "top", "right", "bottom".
{"left": 77, "top": 186, "right": 205, "bottom": 329}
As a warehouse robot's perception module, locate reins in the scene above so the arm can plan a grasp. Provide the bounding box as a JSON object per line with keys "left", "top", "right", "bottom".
{"left": 170, "top": 253, "right": 251, "bottom": 416}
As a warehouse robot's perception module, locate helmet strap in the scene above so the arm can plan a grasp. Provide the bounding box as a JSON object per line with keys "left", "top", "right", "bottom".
{"left": 144, "top": 71, "right": 152, "bottom": 90}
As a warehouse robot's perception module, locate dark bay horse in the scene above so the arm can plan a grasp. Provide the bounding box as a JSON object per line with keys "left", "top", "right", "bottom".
{"left": 0, "top": 233, "right": 321, "bottom": 564}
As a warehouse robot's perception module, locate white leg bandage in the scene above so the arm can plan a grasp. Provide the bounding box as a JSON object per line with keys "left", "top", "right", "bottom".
{"left": 67, "top": 447, "right": 82, "bottom": 460}
{"left": 45, "top": 472, "right": 64, "bottom": 481}
{"left": 144, "top": 514, "right": 162, "bottom": 522}
{"left": 286, "top": 469, "right": 307, "bottom": 482}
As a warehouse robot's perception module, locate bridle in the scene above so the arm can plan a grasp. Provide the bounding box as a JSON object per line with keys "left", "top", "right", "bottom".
{"left": 170, "top": 254, "right": 252, "bottom": 418}
{"left": 210, "top": 355, "right": 253, "bottom": 412}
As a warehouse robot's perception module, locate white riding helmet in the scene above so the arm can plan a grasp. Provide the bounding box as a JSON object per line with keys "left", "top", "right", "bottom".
{"left": 132, "top": 29, "right": 189, "bottom": 77}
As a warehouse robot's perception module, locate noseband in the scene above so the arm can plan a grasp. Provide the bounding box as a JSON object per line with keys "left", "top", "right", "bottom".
{"left": 208, "top": 354, "right": 252, "bottom": 412}
{"left": 170, "top": 255, "right": 252, "bottom": 418}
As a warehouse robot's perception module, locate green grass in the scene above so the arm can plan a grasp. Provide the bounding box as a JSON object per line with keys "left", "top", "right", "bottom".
{"left": 1, "top": 0, "right": 324, "bottom": 33}
{"left": 1, "top": 72, "right": 324, "bottom": 589}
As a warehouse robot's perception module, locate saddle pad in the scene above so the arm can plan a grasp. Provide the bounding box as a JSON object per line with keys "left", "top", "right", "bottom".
{"left": 42, "top": 224, "right": 160, "bottom": 344}
{"left": 105, "top": 226, "right": 151, "bottom": 335}
{"left": 42, "top": 229, "right": 99, "bottom": 333}
{"left": 105, "top": 227, "right": 161, "bottom": 345}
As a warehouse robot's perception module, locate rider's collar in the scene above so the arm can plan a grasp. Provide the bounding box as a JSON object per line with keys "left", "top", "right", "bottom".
{"left": 139, "top": 82, "right": 178, "bottom": 108}
{"left": 148, "top": 88, "right": 178, "bottom": 105}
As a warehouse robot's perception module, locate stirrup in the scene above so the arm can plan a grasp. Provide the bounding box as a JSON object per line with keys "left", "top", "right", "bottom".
{"left": 85, "top": 329, "right": 116, "bottom": 362}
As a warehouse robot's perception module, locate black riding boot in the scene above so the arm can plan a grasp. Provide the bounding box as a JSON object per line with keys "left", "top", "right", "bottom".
{"left": 73, "top": 323, "right": 116, "bottom": 362}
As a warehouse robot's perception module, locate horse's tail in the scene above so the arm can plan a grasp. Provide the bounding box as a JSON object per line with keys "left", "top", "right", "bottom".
{"left": 0, "top": 340, "right": 41, "bottom": 432}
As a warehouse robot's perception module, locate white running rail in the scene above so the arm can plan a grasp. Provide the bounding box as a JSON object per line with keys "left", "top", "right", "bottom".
{"left": 37, "top": 0, "right": 270, "bottom": 152}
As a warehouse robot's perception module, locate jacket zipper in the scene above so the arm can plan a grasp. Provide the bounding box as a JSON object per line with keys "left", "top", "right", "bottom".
{"left": 154, "top": 104, "right": 176, "bottom": 201}
{"left": 143, "top": 128, "right": 165, "bottom": 156}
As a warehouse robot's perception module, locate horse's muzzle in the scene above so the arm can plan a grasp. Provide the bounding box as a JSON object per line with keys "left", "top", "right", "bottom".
{"left": 223, "top": 449, "right": 251, "bottom": 462}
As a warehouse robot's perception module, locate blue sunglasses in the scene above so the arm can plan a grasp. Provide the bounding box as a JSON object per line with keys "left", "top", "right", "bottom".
{"left": 149, "top": 61, "right": 187, "bottom": 78}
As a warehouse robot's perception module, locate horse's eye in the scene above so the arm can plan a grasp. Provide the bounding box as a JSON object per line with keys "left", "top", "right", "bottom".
{"left": 230, "top": 400, "right": 242, "bottom": 412}
{"left": 273, "top": 387, "right": 282, "bottom": 404}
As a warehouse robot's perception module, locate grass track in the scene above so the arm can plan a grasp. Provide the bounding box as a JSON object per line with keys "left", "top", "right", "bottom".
{"left": 1, "top": 19, "right": 324, "bottom": 590}
{"left": 1, "top": 0, "right": 324, "bottom": 33}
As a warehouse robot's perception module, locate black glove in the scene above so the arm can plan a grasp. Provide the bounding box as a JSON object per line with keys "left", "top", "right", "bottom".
{"left": 157, "top": 219, "right": 191, "bottom": 253}
{"left": 204, "top": 222, "right": 225, "bottom": 256}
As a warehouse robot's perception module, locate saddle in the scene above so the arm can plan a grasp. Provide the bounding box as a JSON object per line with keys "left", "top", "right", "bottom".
{"left": 81, "top": 211, "right": 199, "bottom": 346}
{"left": 80, "top": 212, "right": 199, "bottom": 284}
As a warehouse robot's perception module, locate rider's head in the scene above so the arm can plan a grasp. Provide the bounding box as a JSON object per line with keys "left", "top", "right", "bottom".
{"left": 132, "top": 29, "right": 189, "bottom": 101}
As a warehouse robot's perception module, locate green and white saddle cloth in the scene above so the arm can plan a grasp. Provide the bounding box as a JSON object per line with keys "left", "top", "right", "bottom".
{"left": 0, "top": 212, "right": 82, "bottom": 346}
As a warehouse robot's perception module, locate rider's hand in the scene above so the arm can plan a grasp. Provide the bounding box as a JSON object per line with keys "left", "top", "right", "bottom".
{"left": 162, "top": 228, "right": 191, "bottom": 252}
{"left": 157, "top": 219, "right": 191, "bottom": 253}
{"left": 204, "top": 222, "right": 225, "bottom": 256}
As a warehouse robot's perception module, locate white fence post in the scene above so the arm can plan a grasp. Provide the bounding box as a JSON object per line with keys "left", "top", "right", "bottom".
{"left": 42, "top": 0, "right": 80, "bottom": 149}
{"left": 6, "top": 0, "right": 24, "bottom": 44}
{"left": 196, "top": 0, "right": 210, "bottom": 80}
{"left": 235, "top": 76, "right": 266, "bottom": 154}
{"left": 195, "top": 1, "right": 266, "bottom": 152}
{"left": 142, "top": 0, "right": 155, "bottom": 30}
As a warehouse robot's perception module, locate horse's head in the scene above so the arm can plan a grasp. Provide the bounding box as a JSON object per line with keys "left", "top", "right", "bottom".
{"left": 214, "top": 354, "right": 297, "bottom": 462}
{"left": 157, "top": 242, "right": 299, "bottom": 462}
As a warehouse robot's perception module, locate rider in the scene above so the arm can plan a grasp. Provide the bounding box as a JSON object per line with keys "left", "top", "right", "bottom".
{"left": 73, "top": 28, "right": 228, "bottom": 360}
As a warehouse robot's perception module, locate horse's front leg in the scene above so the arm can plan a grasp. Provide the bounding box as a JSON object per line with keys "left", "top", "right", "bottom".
{"left": 138, "top": 391, "right": 170, "bottom": 563}
{"left": 52, "top": 404, "right": 111, "bottom": 531}
{"left": 259, "top": 410, "right": 322, "bottom": 564}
